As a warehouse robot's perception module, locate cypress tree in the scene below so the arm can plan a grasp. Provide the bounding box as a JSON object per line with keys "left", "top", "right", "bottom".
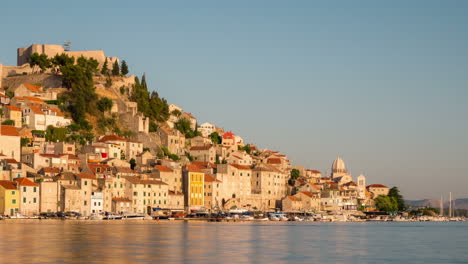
{"left": 121, "top": 60, "right": 129, "bottom": 76}
{"left": 101, "top": 58, "right": 109, "bottom": 75}
{"left": 112, "top": 60, "right": 120, "bottom": 76}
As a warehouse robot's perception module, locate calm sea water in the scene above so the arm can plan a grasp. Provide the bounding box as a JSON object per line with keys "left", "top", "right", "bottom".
{"left": 0, "top": 220, "right": 467, "bottom": 264}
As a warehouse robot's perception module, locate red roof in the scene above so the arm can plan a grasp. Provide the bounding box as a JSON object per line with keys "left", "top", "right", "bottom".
{"left": 367, "top": 184, "right": 388, "bottom": 188}
{"left": 112, "top": 197, "right": 131, "bottom": 202}
{"left": 29, "top": 106, "right": 45, "bottom": 115}
{"left": 301, "top": 191, "right": 314, "bottom": 198}
{"left": 22, "top": 83, "right": 42, "bottom": 92}
{"left": 222, "top": 132, "right": 235, "bottom": 140}
{"left": 5, "top": 159, "right": 19, "bottom": 163}
{"left": 186, "top": 164, "right": 203, "bottom": 173}
{"left": 24, "top": 96, "right": 44, "bottom": 103}
{"left": 287, "top": 195, "right": 300, "bottom": 201}
{"left": 41, "top": 167, "right": 60, "bottom": 173}
{"left": 14, "top": 177, "right": 39, "bottom": 187}
{"left": 5, "top": 105, "right": 21, "bottom": 111}
{"left": 98, "top": 135, "right": 127, "bottom": 142}
{"left": 76, "top": 173, "right": 96, "bottom": 180}
{"left": 0, "top": 180, "right": 17, "bottom": 190}
{"left": 204, "top": 174, "right": 220, "bottom": 183}
{"left": 267, "top": 158, "right": 282, "bottom": 164}
{"left": 190, "top": 145, "right": 212, "bottom": 151}
{"left": 0, "top": 125, "right": 19, "bottom": 136}
{"left": 155, "top": 165, "right": 173, "bottom": 173}
{"left": 191, "top": 161, "right": 217, "bottom": 169}
{"left": 307, "top": 169, "right": 321, "bottom": 174}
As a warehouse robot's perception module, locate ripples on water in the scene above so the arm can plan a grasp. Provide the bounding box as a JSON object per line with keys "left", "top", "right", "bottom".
{"left": 0, "top": 220, "right": 467, "bottom": 264}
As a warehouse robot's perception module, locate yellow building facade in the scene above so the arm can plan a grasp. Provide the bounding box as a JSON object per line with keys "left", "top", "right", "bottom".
{"left": 0, "top": 180, "right": 20, "bottom": 216}
{"left": 184, "top": 164, "right": 205, "bottom": 211}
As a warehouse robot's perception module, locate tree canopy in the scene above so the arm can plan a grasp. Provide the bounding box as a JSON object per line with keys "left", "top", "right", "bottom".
{"left": 209, "top": 132, "right": 221, "bottom": 144}
{"left": 374, "top": 195, "right": 398, "bottom": 213}
{"left": 112, "top": 60, "right": 120, "bottom": 76}
{"left": 97, "top": 97, "right": 113, "bottom": 112}
{"left": 29, "top": 53, "right": 51, "bottom": 72}
{"left": 388, "top": 187, "right": 406, "bottom": 211}
{"left": 130, "top": 74, "right": 170, "bottom": 123}
{"left": 121, "top": 60, "right": 129, "bottom": 76}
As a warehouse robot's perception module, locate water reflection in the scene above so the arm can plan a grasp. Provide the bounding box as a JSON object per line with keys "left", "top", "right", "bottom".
{"left": 0, "top": 220, "right": 467, "bottom": 264}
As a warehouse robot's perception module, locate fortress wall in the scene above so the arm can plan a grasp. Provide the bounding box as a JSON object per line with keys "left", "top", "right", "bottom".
{"left": 17, "top": 44, "right": 118, "bottom": 68}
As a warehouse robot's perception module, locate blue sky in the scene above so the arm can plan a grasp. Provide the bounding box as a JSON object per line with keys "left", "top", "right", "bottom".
{"left": 1, "top": 0, "right": 467, "bottom": 200}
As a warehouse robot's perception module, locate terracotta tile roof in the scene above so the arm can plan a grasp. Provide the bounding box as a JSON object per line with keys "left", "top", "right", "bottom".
{"left": 76, "top": 173, "right": 96, "bottom": 180}
{"left": 29, "top": 106, "right": 45, "bottom": 115}
{"left": 41, "top": 167, "right": 60, "bottom": 173}
{"left": 204, "top": 174, "right": 221, "bottom": 183}
{"left": 222, "top": 132, "right": 235, "bottom": 140}
{"left": 22, "top": 83, "right": 42, "bottom": 92}
{"left": 287, "top": 195, "right": 300, "bottom": 201}
{"left": 5, "top": 158, "right": 19, "bottom": 163}
{"left": 230, "top": 164, "right": 251, "bottom": 170}
{"left": 155, "top": 165, "right": 173, "bottom": 173}
{"left": 24, "top": 96, "right": 44, "bottom": 103}
{"left": 5, "top": 105, "right": 21, "bottom": 111}
{"left": 0, "top": 125, "right": 19, "bottom": 136}
{"left": 191, "top": 161, "right": 217, "bottom": 169}
{"left": 66, "top": 154, "right": 80, "bottom": 160}
{"left": 49, "top": 108, "right": 64, "bottom": 117}
{"left": 306, "top": 169, "right": 321, "bottom": 174}
{"left": 301, "top": 191, "right": 314, "bottom": 198}
{"left": 367, "top": 184, "right": 388, "bottom": 188}
{"left": 186, "top": 164, "right": 203, "bottom": 173}
{"left": 0, "top": 180, "right": 17, "bottom": 190}
{"left": 114, "top": 167, "right": 136, "bottom": 174}
{"left": 14, "top": 177, "right": 39, "bottom": 187}
{"left": 267, "top": 158, "right": 282, "bottom": 164}
{"left": 310, "top": 183, "right": 321, "bottom": 191}
{"left": 98, "top": 135, "right": 127, "bottom": 142}
{"left": 88, "top": 164, "right": 112, "bottom": 173}
{"left": 190, "top": 145, "right": 212, "bottom": 151}
{"left": 112, "top": 197, "right": 131, "bottom": 202}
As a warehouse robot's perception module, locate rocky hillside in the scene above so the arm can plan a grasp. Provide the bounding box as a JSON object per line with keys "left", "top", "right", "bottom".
{"left": 2, "top": 73, "right": 63, "bottom": 89}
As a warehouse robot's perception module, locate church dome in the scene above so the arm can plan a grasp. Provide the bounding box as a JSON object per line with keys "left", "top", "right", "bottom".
{"left": 332, "top": 157, "right": 347, "bottom": 173}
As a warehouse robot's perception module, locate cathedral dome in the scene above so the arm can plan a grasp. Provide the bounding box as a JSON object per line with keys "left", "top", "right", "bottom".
{"left": 332, "top": 157, "right": 347, "bottom": 173}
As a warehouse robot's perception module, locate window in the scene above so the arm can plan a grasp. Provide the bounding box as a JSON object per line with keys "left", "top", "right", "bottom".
{"left": 133, "top": 192, "right": 138, "bottom": 196}
{"left": 33, "top": 198, "right": 37, "bottom": 203}
{"left": 23, "top": 198, "right": 26, "bottom": 203}
{"left": 114, "top": 183, "right": 117, "bottom": 188}
{"left": 84, "top": 181, "right": 88, "bottom": 186}
{"left": 84, "top": 201, "right": 87, "bottom": 206}
{"left": 33, "top": 187, "right": 37, "bottom": 192}
{"left": 12, "top": 191, "right": 15, "bottom": 195}
{"left": 120, "top": 184, "right": 123, "bottom": 188}
{"left": 23, "top": 187, "right": 26, "bottom": 192}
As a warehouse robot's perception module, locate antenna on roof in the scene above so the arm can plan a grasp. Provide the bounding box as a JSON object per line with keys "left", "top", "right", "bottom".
{"left": 63, "top": 41, "right": 71, "bottom": 51}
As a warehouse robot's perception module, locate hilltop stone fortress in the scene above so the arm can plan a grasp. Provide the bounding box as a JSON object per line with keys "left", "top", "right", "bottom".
{"left": 0, "top": 44, "right": 118, "bottom": 87}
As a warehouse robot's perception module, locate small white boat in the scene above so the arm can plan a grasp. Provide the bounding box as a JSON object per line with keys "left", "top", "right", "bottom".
{"left": 123, "top": 214, "right": 147, "bottom": 220}
{"left": 89, "top": 214, "right": 103, "bottom": 220}
{"left": 280, "top": 216, "right": 289, "bottom": 221}
{"left": 240, "top": 215, "right": 254, "bottom": 221}
{"left": 269, "top": 215, "right": 280, "bottom": 221}
{"left": 103, "top": 214, "right": 123, "bottom": 220}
